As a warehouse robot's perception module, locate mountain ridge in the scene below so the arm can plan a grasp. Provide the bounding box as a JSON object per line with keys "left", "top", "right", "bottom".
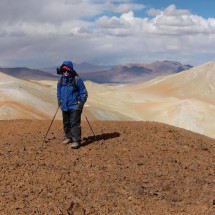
{"left": 0, "top": 60, "right": 192, "bottom": 83}
{"left": 79, "top": 60, "right": 192, "bottom": 83}
{"left": 0, "top": 67, "right": 58, "bottom": 81}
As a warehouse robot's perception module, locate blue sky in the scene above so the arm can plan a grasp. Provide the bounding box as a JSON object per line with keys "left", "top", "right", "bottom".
{"left": 135, "top": 0, "right": 214, "bottom": 18}
{"left": 0, "top": 0, "right": 214, "bottom": 67}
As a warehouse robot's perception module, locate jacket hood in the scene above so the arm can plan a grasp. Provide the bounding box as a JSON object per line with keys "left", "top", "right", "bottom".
{"left": 61, "top": 61, "right": 74, "bottom": 71}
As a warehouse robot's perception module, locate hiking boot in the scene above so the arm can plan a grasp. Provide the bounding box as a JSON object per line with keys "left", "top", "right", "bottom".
{"left": 71, "top": 141, "right": 80, "bottom": 149}
{"left": 62, "top": 138, "right": 72, "bottom": 144}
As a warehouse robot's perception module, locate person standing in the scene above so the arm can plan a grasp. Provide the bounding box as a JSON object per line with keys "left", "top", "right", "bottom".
{"left": 57, "top": 61, "right": 88, "bottom": 149}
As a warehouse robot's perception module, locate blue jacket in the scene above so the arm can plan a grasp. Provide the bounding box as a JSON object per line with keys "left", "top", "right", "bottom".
{"left": 57, "top": 61, "right": 88, "bottom": 111}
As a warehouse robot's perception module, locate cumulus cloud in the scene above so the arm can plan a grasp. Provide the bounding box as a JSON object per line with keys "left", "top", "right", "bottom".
{"left": 148, "top": 8, "right": 162, "bottom": 17}
{"left": 0, "top": 1, "right": 214, "bottom": 67}
{"left": 105, "top": 2, "right": 144, "bottom": 13}
{"left": 163, "top": 4, "right": 190, "bottom": 16}
{"left": 153, "top": 5, "right": 215, "bottom": 35}
{"left": 96, "top": 5, "right": 215, "bottom": 35}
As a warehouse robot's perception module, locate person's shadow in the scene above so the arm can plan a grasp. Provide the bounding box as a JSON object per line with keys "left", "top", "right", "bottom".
{"left": 81, "top": 132, "right": 120, "bottom": 147}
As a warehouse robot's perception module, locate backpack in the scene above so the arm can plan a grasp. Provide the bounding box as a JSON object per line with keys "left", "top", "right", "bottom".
{"left": 58, "top": 71, "right": 79, "bottom": 87}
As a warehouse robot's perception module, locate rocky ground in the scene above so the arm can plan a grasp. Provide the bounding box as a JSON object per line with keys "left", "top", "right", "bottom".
{"left": 0, "top": 120, "right": 215, "bottom": 215}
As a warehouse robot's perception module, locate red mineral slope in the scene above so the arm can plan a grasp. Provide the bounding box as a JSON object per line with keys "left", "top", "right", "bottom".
{"left": 0, "top": 120, "right": 214, "bottom": 214}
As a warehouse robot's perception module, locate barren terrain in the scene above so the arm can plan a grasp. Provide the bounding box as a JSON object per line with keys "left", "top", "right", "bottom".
{"left": 0, "top": 120, "right": 215, "bottom": 214}
{"left": 1, "top": 61, "right": 215, "bottom": 139}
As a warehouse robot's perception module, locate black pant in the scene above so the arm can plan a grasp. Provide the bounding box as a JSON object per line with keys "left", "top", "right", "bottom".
{"left": 62, "top": 110, "right": 82, "bottom": 142}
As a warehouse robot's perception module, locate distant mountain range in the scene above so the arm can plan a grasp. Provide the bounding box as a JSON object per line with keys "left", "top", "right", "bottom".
{"left": 0, "top": 61, "right": 192, "bottom": 83}
{"left": 38, "top": 62, "right": 112, "bottom": 74}
{"left": 79, "top": 61, "right": 192, "bottom": 83}
{"left": 0, "top": 67, "right": 58, "bottom": 81}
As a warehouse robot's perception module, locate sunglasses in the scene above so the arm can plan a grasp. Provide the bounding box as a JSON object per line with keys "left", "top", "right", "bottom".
{"left": 62, "top": 69, "right": 70, "bottom": 73}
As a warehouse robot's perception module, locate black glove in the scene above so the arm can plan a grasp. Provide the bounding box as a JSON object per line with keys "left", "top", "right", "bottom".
{"left": 79, "top": 101, "right": 85, "bottom": 109}
{"left": 58, "top": 100, "right": 62, "bottom": 107}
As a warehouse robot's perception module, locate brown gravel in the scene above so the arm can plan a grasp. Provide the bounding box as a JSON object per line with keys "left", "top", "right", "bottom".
{"left": 0, "top": 120, "right": 215, "bottom": 215}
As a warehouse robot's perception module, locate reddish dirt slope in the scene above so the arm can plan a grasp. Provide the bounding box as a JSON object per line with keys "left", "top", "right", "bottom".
{"left": 0, "top": 120, "right": 215, "bottom": 215}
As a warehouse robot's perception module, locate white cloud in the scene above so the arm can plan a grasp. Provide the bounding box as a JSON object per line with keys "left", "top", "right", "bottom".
{"left": 152, "top": 5, "right": 215, "bottom": 35}
{"left": 96, "top": 11, "right": 149, "bottom": 36}
{"left": 105, "top": 2, "right": 144, "bottom": 13}
{"left": 163, "top": 4, "right": 190, "bottom": 16}
{"left": 117, "top": 3, "right": 144, "bottom": 13}
{"left": 96, "top": 5, "right": 215, "bottom": 36}
{"left": 0, "top": 1, "right": 214, "bottom": 67}
{"left": 0, "top": 0, "right": 102, "bottom": 24}
{"left": 148, "top": 8, "right": 162, "bottom": 17}
{"left": 148, "top": 4, "right": 190, "bottom": 18}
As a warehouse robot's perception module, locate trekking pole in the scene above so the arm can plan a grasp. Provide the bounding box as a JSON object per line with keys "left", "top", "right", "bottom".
{"left": 43, "top": 105, "right": 60, "bottom": 144}
{"left": 83, "top": 113, "right": 97, "bottom": 140}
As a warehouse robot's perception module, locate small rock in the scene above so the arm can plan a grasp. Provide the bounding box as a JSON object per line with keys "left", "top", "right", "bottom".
{"left": 129, "top": 183, "right": 145, "bottom": 196}
{"left": 168, "top": 194, "right": 182, "bottom": 203}
{"left": 67, "top": 201, "right": 86, "bottom": 215}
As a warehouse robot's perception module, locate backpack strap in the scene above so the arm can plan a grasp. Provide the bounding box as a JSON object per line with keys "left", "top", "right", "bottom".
{"left": 59, "top": 76, "right": 63, "bottom": 86}
{"left": 59, "top": 75, "right": 79, "bottom": 87}
{"left": 72, "top": 75, "right": 79, "bottom": 87}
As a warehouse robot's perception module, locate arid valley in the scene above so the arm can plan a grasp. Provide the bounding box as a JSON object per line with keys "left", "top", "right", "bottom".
{"left": 0, "top": 61, "right": 215, "bottom": 214}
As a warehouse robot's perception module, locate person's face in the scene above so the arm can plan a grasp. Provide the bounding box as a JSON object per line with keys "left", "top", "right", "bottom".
{"left": 63, "top": 70, "right": 70, "bottom": 76}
